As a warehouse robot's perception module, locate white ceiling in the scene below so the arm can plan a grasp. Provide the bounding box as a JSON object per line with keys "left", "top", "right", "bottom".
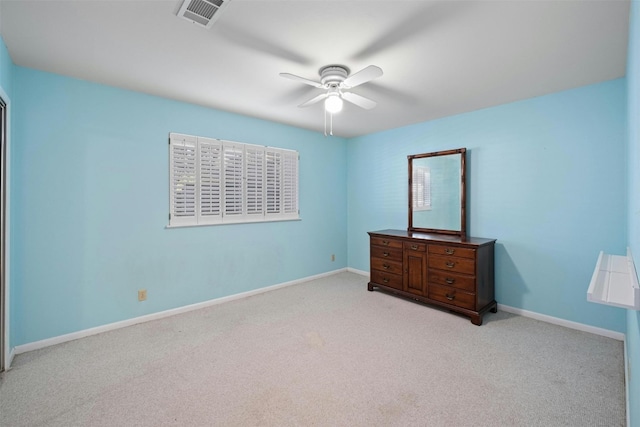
{"left": 0, "top": 0, "right": 630, "bottom": 138}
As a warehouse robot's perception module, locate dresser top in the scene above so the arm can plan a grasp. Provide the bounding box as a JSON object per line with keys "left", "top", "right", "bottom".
{"left": 369, "top": 229, "right": 496, "bottom": 247}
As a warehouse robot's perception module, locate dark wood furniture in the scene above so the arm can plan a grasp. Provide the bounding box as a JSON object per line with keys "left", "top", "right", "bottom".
{"left": 368, "top": 229, "right": 496, "bottom": 325}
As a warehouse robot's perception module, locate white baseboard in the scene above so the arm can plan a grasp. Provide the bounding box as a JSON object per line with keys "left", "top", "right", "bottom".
{"left": 347, "top": 267, "right": 369, "bottom": 277}
{"left": 6, "top": 347, "right": 14, "bottom": 370}
{"left": 352, "top": 271, "right": 623, "bottom": 341}
{"left": 12, "top": 271, "right": 626, "bottom": 357}
{"left": 497, "top": 303, "right": 625, "bottom": 341}
{"left": 346, "top": 271, "right": 625, "bottom": 341}
{"left": 14, "top": 268, "right": 348, "bottom": 355}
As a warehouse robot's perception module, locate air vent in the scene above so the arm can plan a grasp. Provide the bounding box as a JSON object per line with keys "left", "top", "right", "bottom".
{"left": 177, "top": 0, "right": 231, "bottom": 29}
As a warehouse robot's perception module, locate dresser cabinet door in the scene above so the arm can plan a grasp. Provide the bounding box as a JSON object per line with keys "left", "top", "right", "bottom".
{"left": 403, "top": 242, "right": 427, "bottom": 296}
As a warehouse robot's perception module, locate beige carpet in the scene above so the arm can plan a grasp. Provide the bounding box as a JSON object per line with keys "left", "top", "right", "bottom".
{"left": 0, "top": 272, "right": 625, "bottom": 426}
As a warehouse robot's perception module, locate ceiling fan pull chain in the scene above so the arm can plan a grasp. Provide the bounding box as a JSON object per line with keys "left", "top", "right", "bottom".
{"left": 324, "top": 109, "right": 328, "bottom": 137}
{"left": 323, "top": 109, "right": 334, "bottom": 137}
{"left": 330, "top": 112, "right": 333, "bottom": 136}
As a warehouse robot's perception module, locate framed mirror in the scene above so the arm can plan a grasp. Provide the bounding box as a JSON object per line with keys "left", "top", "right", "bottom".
{"left": 408, "top": 148, "right": 466, "bottom": 237}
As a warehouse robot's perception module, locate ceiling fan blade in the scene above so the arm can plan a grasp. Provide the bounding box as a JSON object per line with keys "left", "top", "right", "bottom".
{"left": 279, "top": 73, "right": 323, "bottom": 88}
{"left": 299, "top": 93, "right": 328, "bottom": 108}
{"left": 342, "top": 65, "right": 383, "bottom": 88}
{"left": 342, "top": 92, "right": 377, "bottom": 110}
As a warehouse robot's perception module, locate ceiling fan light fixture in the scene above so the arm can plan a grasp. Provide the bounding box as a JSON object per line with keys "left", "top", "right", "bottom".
{"left": 325, "top": 94, "right": 343, "bottom": 114}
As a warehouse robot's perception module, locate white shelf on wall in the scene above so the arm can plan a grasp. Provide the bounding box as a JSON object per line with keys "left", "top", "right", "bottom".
{"left": 587, "top": 248, "right": 640, "bottom": 310}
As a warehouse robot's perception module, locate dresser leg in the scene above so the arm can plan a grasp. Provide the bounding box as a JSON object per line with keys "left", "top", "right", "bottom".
{"left": 367, "top": 283, "right": 374, "bottom": 291}
{"left": 470, "top": 315, "right": 483, "bottom": 326}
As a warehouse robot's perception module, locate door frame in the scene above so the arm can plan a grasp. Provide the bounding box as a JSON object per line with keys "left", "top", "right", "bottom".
{"left": 0, "top": 87, "right": 10, "bottom": 371}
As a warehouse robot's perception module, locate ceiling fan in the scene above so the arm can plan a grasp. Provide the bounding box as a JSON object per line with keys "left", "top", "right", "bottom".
{"left": 280, "top": 65, "right": 383, "bottom": 113}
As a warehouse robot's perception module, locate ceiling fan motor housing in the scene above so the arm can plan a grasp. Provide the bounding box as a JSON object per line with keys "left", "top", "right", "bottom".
{"left": 320, "top": 65, "right": 350, "bottom": 87}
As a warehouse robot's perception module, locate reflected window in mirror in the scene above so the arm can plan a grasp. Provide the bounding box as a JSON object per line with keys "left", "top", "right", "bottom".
{"left": 412, "top": 166, "right": 431, "bottom": 211}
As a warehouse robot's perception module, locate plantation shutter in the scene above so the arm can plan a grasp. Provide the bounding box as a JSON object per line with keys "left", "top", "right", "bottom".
{"left": 224, "top": 142, "right": 244, "bottom": 218}
{"left": 245, "top": 145, "right": 265, "bottom": 218}
{"left": 198, "top": 137, "right": 223, "bottom": 224}
{"left": 282, "top": 150, "right": 298, "bottom": 218}
{"left": 169, "top": 134, "right": 197, "bottom": 226}
{"left": 169, "top": 133, "right": 299, "bottom": 227}
{"left": 265, "top": 149, "right": 282, "bottom": 215}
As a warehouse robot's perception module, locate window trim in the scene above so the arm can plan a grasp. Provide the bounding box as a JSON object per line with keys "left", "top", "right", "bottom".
{"left": 168, "top": 133, "right": 299, "bottom": 228}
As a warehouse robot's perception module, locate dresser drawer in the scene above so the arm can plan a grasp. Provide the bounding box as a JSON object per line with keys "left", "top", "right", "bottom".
{"left": 428, "top": 269, "right": 476, "bottom": 293}
{"left": 429, "top": 284, "right": 475, "bottom": 310}
{"left": 371, "top": 270, "right": 403, "bottom": 291}
{"left": 428, "top": 244, "right": 476, "bottom": 260}
{"left": 404, "top": 242, "right": 426, "bottom": 252}
{"left": 371, "top": 246, "right": 403, "bottom": 262}
{"left": 371, "top": 257, "right": 403, "bottom": 275}
{"left": 371, "top": 237, "right": 403, "bottom": 249}
{"left": 429, "top": 254, "right": 475, "bottom": 275}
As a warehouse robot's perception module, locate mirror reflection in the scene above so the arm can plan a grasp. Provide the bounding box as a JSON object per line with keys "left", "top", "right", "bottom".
{"left": 408, "top": 148, "right": 466, "bottom": 236}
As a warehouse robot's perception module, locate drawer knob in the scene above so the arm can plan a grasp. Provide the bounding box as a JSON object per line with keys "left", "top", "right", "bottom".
{"left": 445, "top": 293, "right": 455, "bottom": 301}
{"left": 383, "top": 252, "right": 389, "bottom": 257}
{"left": 445, "top": 248, "right": 455, "bottom": 255}
{"left": 382, "top": 240, "right": 389, "bottom": 246}
{"left": 446, "top": 261, "right": 456, "bottom": 268}
{"left": 383, "top": 278, "right": 389, "bottom": 283}
{"left": 445, "top": 278, "right": 455, "bottom": 285}
{"left": 411, "top": 245, "right": 418, "bottom": 250}
{"left": 383, "top": 264, "right": 390, "bottom": 270}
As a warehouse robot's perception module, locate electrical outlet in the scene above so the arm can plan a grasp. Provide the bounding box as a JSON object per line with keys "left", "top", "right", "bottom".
{"left": 331, "top": 254, "right": 335, "bottom": 262}
{"left": 138, "top": 289, "right": 147, "bottom": 301}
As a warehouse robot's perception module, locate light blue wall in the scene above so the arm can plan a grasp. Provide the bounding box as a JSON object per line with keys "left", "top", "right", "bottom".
{"left": 626, "top": 2, "right": 640, "bottom": 425}
{"left": 10, "top": 67, "right": 348, "bottom": 346}
{"left": 348, "top": 79, "right": 627, "bottom": 333}
{"left": 0, "top": 36, "right": 12, "bottom": 99}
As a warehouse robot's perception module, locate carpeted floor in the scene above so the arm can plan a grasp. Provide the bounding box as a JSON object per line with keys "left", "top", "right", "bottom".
{"left": 0, "top": 272, "right": 626, "bottom": 426}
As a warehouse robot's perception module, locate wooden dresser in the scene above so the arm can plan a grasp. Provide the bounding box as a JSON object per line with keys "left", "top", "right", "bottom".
{"left": 368, "top": 229, "right": 496, "bottom": 325}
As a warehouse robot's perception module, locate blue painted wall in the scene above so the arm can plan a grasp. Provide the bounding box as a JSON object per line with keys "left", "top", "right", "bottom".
{"left": 626, "top": 2, "right": 640, "bottom": 425}
{"left": 0, "top": 36, "right": 12, "bottom": 99}
{"left": 348, "top": 79, "right": 627, "bottom": 333}
{"left": 10, "top": 67, "right": 348, "bottom": 345}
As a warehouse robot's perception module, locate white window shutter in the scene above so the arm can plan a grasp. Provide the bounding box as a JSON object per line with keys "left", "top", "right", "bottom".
{"left": 169, "top": 134, "right": 299, "bottom": 227}
{"left": 245, "top": 145, "right": 265, "bottom": 218}
{"left": 198, "top": 137, "right": 223, "bottom": 224}
{"left": 282, "top": 150, "right": 298, "bottom": 218}
{"left": 169, "top": 133, "right": 197, "bottom": 226}
{"left": 223, "top": 142, "right": 244, "bottom": 219}
{"left": 265, "top": 149, "right": 282, "bottom": 215}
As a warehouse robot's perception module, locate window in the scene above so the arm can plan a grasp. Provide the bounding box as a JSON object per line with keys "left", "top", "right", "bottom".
{"left": 412, "top": 166, "right": 431, "bottom": 211}
{"left": 169, "top": 133, "right": 299, "bottom": 227}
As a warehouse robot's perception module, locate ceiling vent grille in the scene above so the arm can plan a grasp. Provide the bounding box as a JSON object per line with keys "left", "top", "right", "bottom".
{"left": 177, "top": 0, "right": 231, "bottom": 29}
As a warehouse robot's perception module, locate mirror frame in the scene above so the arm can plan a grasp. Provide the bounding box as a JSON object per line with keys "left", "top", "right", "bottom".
{"left": 408, "top": 148, "right": 466, "bottom": 237}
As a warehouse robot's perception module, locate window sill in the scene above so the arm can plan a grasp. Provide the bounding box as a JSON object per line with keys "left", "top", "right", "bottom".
{"left": 166, "top": 216, "right": 301, "bottom": 229}
{"left": 587, "top": 248, "right": 640, "bottom": 310}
